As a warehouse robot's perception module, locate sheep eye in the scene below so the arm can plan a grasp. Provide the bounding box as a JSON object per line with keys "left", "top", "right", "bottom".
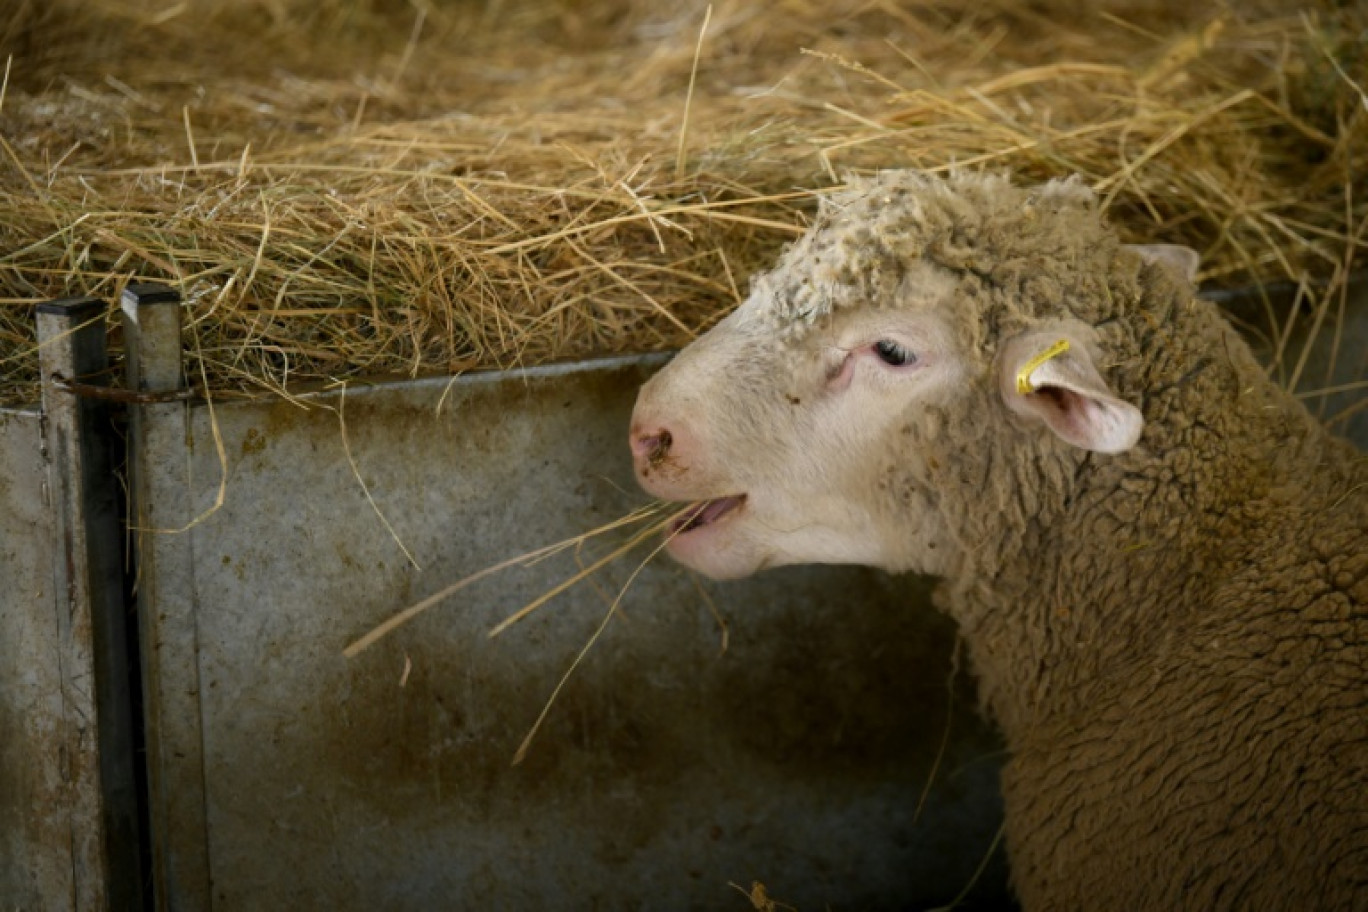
{"left": 873, "top": 339, "right": 916, "bottom": 367}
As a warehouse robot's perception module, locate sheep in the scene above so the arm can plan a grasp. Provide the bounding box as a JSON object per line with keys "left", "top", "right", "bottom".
{"left": 628, "top": 171, "right": 1368, "bottom": 910}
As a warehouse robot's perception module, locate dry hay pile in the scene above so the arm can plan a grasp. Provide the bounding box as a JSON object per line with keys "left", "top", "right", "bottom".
{"left": 0, "top": 0, "right": 1364, "bottom": 407}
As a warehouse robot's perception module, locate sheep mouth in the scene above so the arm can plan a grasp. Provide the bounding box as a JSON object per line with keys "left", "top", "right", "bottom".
{"left": 671, "top": 495, "right": 747, "bottom": 536}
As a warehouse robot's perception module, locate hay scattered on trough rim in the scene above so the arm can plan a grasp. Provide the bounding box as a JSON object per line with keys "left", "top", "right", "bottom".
{"left": 0, "top": 0, "right": 1364, "bottom": 407}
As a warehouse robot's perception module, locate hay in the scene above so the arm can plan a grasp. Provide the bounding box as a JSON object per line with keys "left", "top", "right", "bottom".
{"left": 1, "top": 0, "right": 1365, "bottom": 406}
{"left": 343, "top": 499, "right": 673, "bottom": 658}
{"left": 343, "top": 498, "right": 688, "bottom": 765}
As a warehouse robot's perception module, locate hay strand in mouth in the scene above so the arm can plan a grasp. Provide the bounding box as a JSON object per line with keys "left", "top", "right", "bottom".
{"left": 346, "top": 498, "right": 695, "bottom": 764}
{"left": 510, "top": 507, "right": 692, "bottom": 766}
{"left": 342, "top": 501, "right": 667, "bottom": 658}
{"left": 486, "top": 504, "right": 691, "bottom": 639}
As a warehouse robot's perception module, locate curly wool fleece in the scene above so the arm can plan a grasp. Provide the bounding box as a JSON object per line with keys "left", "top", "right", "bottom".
{"left": 742, "top": 171, "right": 1367, "bottom": 910}
{"left": 753, "top": 172, "right": 1136, "bottom": 333}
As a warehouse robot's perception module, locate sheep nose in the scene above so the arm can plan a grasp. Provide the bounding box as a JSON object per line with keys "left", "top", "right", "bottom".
{"left": 631, "top": 427, "right": 673, "bottom": 467}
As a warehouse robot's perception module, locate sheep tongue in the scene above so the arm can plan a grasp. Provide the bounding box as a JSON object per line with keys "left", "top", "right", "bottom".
{"left": 676, "top": 495, "right": 744, "bottom": 533}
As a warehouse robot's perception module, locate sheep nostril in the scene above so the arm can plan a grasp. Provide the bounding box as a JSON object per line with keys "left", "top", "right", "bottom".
{"left": 652, "top": 430, "right": 673, "bottom": 465}
{"left": 634, "top": 429, "right": 672, "bottom": 466}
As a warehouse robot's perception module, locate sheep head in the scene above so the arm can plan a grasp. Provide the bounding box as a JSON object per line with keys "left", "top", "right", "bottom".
{"left": 629, "top": 170, "right": 1191, "bottom": 580}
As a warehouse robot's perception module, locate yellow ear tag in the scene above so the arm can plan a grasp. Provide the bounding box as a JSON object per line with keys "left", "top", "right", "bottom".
{"left": 1015, "top": 338, "right": 1071, "bottom": 395}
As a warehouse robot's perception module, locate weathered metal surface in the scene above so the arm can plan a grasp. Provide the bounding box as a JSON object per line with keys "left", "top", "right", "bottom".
{"left": 122, "top": 284, "right": 214, "bottom": 912}
{"left": 0, "top": 407, "right": 71, "bottom": 911}
{"left": 0, "top": 299, "right": 146, "bottom": 911}
{"left": 133, "top": 355, "right": 1010, "bottom": 910}
{"left": 34, "top": 298, "right": 144, "bottom": 911}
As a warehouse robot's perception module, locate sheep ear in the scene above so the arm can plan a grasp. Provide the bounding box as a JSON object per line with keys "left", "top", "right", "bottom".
{"left": 999, "top": 331, "right": 1143, "bottom": 454}
{"left": 1126, "top": 244, "right": 1200, "bottom": 284}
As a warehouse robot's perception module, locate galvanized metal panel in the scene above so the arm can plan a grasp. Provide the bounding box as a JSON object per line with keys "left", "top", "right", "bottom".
{"left": 122, "top": 284, "right": 214, "bottom": 912}
{"left": 135, "top": 357, "right": 1010, "bottom": 910}
{"left": 1, "top": 299, "right": 145, "bottom": 912}
{"left": 0, "top": 400, "right": 131, "bottom": 910}
{"left": 0, "top": 408, "right": 71, "bottom": 911}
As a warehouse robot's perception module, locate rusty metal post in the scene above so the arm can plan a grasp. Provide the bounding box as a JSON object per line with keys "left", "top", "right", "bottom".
{"left": 35, "top": 296, "right": 144, "bottom": 911}
{"left": 122, "top": 283, "right": 213, "bottom": 911}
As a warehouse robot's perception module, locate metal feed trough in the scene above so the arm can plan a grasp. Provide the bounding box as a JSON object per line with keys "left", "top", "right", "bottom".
{"left": 1, "top": 285, "right": 1013, "bottom": 910}
{"left": 4, "top": 280, "right": 1364, "bottom": 910}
